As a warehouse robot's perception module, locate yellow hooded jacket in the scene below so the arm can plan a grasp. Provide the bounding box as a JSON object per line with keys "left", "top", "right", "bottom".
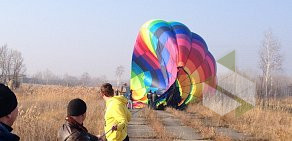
{"left": 105, "top": 96, "right": 131, "bottom": 141}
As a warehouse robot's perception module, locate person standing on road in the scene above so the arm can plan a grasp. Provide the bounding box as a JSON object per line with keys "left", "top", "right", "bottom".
{"left": 127, "top": 90, "right": 133, "bottom": 109}
{"left": 147, "top": 90, "right": 153, "bottom": 108}
{"left": 100, "top": 83, "right": 131, "bottom": 141}
{"left": 151, "top": 91, "right": 158, "bottom": 110}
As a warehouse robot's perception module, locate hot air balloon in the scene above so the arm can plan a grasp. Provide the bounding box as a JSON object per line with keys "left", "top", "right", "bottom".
{"left": 130, "top": 20, "right": 216, "bottom": 109}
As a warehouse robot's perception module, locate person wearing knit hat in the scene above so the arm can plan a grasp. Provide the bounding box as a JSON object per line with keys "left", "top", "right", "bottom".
{"left": 57, "top": 98, "right": 99, "bottom": 141}
{"left": 0, "top": 83, "right": 20, "bottom": 141}
{"left": 67, "top": 98, "right": 87, "bottom": 117}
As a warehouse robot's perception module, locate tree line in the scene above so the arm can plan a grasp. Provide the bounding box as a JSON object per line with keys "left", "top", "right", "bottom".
{"left": 24, "top": 70, "right": 110, "bottom": 87}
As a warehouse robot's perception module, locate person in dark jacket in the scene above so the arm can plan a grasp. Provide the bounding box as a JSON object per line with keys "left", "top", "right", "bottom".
{"left": 151, "top": 91, "right": 158, "bottom": 110}
{"left": 57, "top": 98, "right": 99, "bottom": 141}
{"left": 147, "top": 90, "right": 153, "bottom": 108}
{"left": 0, "top": 83, "right": 20, "bottom": 141}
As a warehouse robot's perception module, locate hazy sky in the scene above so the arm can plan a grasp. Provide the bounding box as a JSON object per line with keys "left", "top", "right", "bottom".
{"left": 1, "top": 0, "right": 291, "bottom": 80}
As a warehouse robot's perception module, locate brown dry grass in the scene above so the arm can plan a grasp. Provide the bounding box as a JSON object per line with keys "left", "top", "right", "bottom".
{"left": 168, "top": 100, "right": 292, "bottom": 141}
{"left": 166, "top": 108, "right": 232, "bottom": 141}
{"left": 142, "top": 108, "right": 176, "bottom": 141}
{"left": 10, "top": 84, "right": 291, "bottom": 141}
{"left": 12, "top": 84, "right": 105, "bottom": 141}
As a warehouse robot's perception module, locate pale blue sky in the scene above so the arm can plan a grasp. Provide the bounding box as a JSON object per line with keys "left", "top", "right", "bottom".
{"left": 0, "top": 0, "right": 291, "bottom": 80}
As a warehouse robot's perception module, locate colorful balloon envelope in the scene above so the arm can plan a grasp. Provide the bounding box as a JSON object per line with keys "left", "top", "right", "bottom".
{"left": 130, "top": 20, "right": 216, "bottom": 109}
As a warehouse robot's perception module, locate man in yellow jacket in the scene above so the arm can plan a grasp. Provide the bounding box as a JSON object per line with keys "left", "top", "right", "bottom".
{"left": 100, "top": 83, "right": 131, "bottom": 141}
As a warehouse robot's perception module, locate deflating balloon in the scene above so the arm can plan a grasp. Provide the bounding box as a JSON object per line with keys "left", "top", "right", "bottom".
{"left": 130, "top": 20, "right": 216, "bottom": 109}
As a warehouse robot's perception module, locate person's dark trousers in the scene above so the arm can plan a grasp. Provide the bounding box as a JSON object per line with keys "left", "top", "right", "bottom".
{"left": 152, "top": 102, "right": 156, "bottom": 110}
{"left": 148, "top": 100, "right": 152, "bottom": 108}
{"left": 123, "top": 135, "right": 129, "bottom": 141}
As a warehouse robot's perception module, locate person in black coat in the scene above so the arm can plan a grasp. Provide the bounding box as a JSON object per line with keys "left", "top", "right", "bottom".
{"left": 147, "top": 90, "right": 153, "bottom": 108}
{"left": 151, "top": 91, "right": 158, "bottom": 110}
{"left": 0, "top": 83, "right": 20, "bottom": 141}
{"left": 57, "top": 98, "right": 100, "bottom": 141}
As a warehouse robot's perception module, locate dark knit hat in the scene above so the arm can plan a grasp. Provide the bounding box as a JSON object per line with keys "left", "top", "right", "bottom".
{"left": 67, "top": 98, "right": 87, "bottom": 116}
{"left": 0, "top": 83, "right": 18, "bottom": 118}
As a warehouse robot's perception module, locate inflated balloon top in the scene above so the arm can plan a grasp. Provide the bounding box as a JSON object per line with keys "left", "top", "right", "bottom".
{"left": 130, "top": 20, "right": 216, "bottom": 109}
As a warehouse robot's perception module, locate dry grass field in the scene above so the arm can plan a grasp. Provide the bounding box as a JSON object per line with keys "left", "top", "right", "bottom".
{"left": 143, "top": 108, "right": 175, "bottom": 141}
{"left": 10, "top": 84, "right": 292, "bottom": 141}
{"left": 13, "top": 84, "right": 105, "bottom": 141}
{"left": 167, "top": 99, "right": 292, "bottom": 141}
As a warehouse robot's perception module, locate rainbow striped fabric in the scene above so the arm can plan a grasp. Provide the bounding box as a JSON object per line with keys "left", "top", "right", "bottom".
{"left": 130, "top": 20, "right": 216, "bottom": 109}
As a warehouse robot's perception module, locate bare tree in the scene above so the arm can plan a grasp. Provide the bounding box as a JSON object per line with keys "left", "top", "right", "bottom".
{"left": 115, "top": 65, "right": 124, "bottom": 87}
{"left": 63, "top": 73, "right": 79, "bottom": 87}
{"left": 94, "top": 75, "right": 108, "bottom": 86}
{"left": 259, "top": 31, "right": 283, "bottom": 102}
{"left": 0, "top": 45, "right": 25, "bottom": 88}
{"left": 5, "top": 49, "right": 14, "bottom": 83}
{"left": 80, "top": 72, "right": 91, "bottom": 86}
{"left": 11, "top": 50, "right": 25, "bottom": 88}
{"left": 31, "top": 71, "right": 44, "bottom": 84}
{"left": 0, "top": 45, "right": 9, "bottom": 83}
